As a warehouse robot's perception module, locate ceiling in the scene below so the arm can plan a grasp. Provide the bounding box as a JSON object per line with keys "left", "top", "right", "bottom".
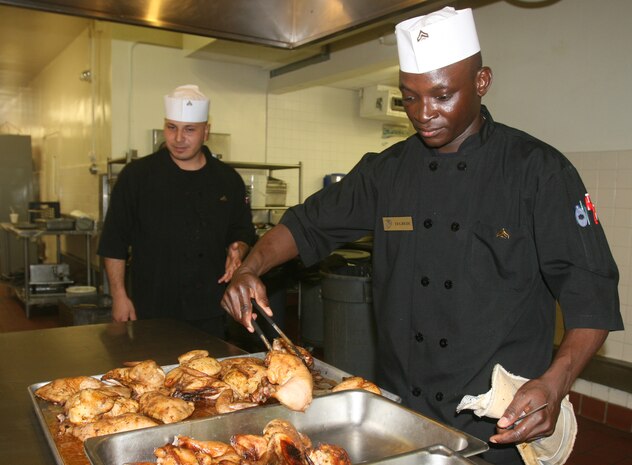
{"left": 0, "top": 6, "right": 89, "bottom": 111}
{"left": 0, "top": 1, "right": 451, "bottom": 112}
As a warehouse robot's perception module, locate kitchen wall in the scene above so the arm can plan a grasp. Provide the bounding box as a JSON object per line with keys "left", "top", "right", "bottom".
{"left": 0, "top": 0, "right": 629, "bottom": 406}
{"left": 473, "top": 0, "right": 632, "bottom": 152}
{"left": 110, "top": 41, "right": 399, "bottom": 201}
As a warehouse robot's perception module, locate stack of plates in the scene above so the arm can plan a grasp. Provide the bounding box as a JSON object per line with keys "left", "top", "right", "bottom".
{"left": 66, "top": 286, "right": 97, "bottom": 295}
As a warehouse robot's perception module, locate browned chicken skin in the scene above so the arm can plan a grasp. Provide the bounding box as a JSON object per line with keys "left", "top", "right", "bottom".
{"left": 63, "top": 387, "right": 137, "bottom": 424}
{"left": 34, "top": 376, "right": 103, "bottom": 405}
{"left": 150, "top": 419, "right": 350, "bottom": 465}
{"left": 230, "top": 433, "right": 270, "bottom": 464}
{"left": 101, "top": 360, "right": 166, "bottom": 397}
{"left": 70, "top": 412, "right": 159, "bottom": 441}
{"left": 331, "top": 376, "right": 382, "bottom": 395}
{"left": 271, "top": 339, "right": 314, "bottom": 369}
{"left": 177, "top": 349, "right": 223, "bottom": 377}
{"left": 265, "top": 351, "right": 313, "bottom": 412}
{"left": 264, "top": 418, "right": 312, "bottom": 465}
{"left": 138, "top": 391, "right": 195, "bottom": 423}
{"left": 306, "top": 444, "right": 352, "bottom": 465}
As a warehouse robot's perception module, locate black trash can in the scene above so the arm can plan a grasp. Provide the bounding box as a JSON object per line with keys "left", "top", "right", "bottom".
{"left": 299, "top": 270, "right": 324, "bottom": 349}
{"left": 320, "top": 249, "right": 376, "bottom": 380}
{"left": 58, "top": 294, "right": 113, "bottom": 326}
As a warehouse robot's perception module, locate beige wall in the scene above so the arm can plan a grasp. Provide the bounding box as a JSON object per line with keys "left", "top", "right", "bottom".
{"left": 474, "top": 0, "right": 632, "bottom": 152}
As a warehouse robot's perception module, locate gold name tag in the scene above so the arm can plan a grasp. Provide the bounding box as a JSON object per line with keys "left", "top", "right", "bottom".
{"left": 383, "top": 216, "right": 414, "bottom": 231}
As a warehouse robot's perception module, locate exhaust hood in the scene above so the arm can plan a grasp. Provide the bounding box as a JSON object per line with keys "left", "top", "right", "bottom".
{"left": 0, "top": 0, "right": 448, "bottom": 49}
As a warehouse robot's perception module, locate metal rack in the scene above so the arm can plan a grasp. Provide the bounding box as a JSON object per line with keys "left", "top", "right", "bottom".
{"left": 0, "top": 223, "right": 95, "bottom": 318}
{"left": 226, "top": 161, "right": 303, "bottom": 216}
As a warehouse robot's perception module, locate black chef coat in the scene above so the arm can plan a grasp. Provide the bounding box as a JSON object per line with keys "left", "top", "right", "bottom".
{"left": 98, "top": 146, "right": 255, "bottom": 321}
{"left": 281, "top": 107, "right": 623, "bottom": 464}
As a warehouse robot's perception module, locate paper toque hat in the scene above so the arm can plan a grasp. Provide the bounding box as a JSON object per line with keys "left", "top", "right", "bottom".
{"left": 164, "top": 84, "right": 209, "bottom": 123}
{"left": 395, "top": 7, "right": 480, "bottom": 74}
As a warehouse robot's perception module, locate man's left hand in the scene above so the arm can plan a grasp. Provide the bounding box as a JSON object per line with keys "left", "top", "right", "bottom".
{"left": 219, "top": 241, "right": 249, "bottom": 283}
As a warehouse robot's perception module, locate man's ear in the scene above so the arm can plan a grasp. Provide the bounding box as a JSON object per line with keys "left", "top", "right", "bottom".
{"left": 476, "top": 66, "right": 493, "bottom": 97}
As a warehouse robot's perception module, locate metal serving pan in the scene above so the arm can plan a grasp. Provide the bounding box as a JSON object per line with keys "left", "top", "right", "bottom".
{"left": 376, "top": 445, "right": 478, "bottom": 465}
{"left": 84, "top": 390, "right": 488, "bottom": 465}
{"left": 28, "top": 354, "right": 400, "bottom": 465}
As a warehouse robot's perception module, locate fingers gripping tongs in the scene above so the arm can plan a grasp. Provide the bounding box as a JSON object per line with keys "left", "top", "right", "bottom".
{"left": 250, "top": 299, "right": 307, "bottom": 364}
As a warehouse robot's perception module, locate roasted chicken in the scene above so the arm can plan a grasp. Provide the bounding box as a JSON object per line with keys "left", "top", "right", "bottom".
{"left": 265, "top": 350, "right": 313, "bottom": 412}
{"left": 177, "top": 349, "right": 222, "bottom": 377}
{"left": 144, "top": 419, "right": 351, "bottom": 465}
{"left": 307, "top": 443, "right": 353, "bottom": 465}
{"left": 69, "top": 412, "right": 159, "bottom": 441}
{"left": 34, "top": 376, "right": 103, "bottom": 404}
{"left": 138, "top": 391, "right": 195, "bottom": 424}
{"left": 332, "top": 376, "right": 382, "bottom": 395}
{"left": 63, "top": 386, "right": 137, "bottom": 424}
{"left": 101, "top": 360, "right": 166, "bottom": 397}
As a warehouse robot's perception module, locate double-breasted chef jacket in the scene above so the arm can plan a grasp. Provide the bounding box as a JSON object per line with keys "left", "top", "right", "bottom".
{"left": 98, "top": 146, "right": 256, "bottom": 321}
{"left": 281, "top": 106, "right": 623, "bottom": 464}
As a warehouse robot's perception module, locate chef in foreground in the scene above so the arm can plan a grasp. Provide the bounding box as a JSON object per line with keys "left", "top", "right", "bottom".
{"left": 222, "top": 7, "right": 623, "bottom": 464}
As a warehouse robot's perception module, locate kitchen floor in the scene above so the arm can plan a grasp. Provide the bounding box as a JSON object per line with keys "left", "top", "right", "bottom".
{"left": 1, "top": 280, "right": 631, "bottom": 464}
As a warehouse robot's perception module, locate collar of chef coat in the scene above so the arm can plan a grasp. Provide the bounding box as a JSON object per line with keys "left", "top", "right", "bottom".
{"left": 429, "top": 105, "right": 494, "bottom": 157}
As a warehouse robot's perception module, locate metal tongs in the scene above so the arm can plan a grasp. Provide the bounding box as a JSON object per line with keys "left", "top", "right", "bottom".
{"left": 250, "top": 299, "right": 308, "bottom": 365}
{"left": 500, "top": 402, "right": 549, "bottom": 430}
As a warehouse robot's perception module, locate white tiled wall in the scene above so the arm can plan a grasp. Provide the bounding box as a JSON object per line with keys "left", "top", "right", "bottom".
{"left": 566, "top": 150, "right": 632, "bottom": 407}
{"left": 266, "top": 86, "right": 411, "bottom": 202}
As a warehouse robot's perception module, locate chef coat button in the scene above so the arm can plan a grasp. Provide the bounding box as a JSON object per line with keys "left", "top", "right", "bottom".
{"left": 435, "top": 392, "right": 444, "bottom": 401}
{"left": 429, "top": 161, "right": 438, "bottom": 171}
{"left": 412, "top": 387, "right": 422, "bottom": 397}
{"left": 457, "top": 162, "right": 467, "bottom": 171}
{"left": 444, "top": 280, "right": 453, "bottom": 289}
{"left": 423, "top": 219, "right": 433, "bottom": 229}
{"left": 439, "top": 338, "right": 448, "bottom": 348}
{"left": 198, "top": 253, "right": 204, "bottom": 258}
{"left": 420, "top": 276, "right": 430, "bottom": 286}
{"left": 415, "top": 332, "right": 424, "bottom": 342}
{"left": 450, "top": 222, "right": 460, "bottom": 232}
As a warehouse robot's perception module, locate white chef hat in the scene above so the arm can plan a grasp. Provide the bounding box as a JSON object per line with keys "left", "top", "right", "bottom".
{"left": 395, "top": 7, "right": 480, "bottom": 74}
{"left": 164, "top": 84, "right": 209, "bottom": 123}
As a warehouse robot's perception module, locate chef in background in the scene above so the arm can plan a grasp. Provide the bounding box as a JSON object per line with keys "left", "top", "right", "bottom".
{"left": 222, "top": 7, "right": 623, "bottom": 464}
{"left": 99, "top": 84, "right": 255, "bottom": 337}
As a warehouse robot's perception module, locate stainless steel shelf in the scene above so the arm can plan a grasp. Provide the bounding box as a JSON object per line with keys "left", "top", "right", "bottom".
{"left": 227, "top": 161, "right": 303, "bottom": 216}
{"left": 0, "top": 222, "right": 95, "bottom": 318}
{"left": 226, "top": 161, "right": 301, "bottom": 171}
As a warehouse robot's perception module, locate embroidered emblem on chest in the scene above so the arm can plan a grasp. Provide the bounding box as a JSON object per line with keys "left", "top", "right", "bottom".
{"left": 496, "top": 228, "right": 510, "bottom": 239}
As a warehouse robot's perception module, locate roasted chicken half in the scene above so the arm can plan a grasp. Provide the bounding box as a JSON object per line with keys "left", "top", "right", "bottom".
{"left": 69, "top": 412, "right": 159, "bottom": 441}
{"left": 332, "top": 376, "right": 382, "bottom": 395}
{"left": 138, "top": 391, "right": 195, "bottom": 424}
{"left": 143, "top": 419, "right": 351, "bottom": 465}
{"left": 34, "top": 376, "right": 104, "bottom": 405}
{"left": 265, "top": 350, "right": 313, "bottom": 412}
{"left": 101, "top": 360, "right": 166, "bottom": 397}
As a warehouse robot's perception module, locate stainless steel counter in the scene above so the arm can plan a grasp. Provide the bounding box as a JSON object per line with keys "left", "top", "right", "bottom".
{"left": 1, "top": 319, "right": 245, "bottom": 465}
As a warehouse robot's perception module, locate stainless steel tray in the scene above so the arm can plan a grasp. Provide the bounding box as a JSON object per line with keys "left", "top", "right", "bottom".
{"left": 376, "top": 445, "right": 477, "bottom": 465}
{"left": 28, "top": 353, "right": 400, "bottom": 465}
{"left": 84, "top": 390, "right": 488, "bottom": 465}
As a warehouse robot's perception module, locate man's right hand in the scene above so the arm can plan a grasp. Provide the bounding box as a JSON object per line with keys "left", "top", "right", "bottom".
{"left": 221, "top": 266, "right": 271, "bottom": 333}
{"left": 111, "top": 293, "right": 137, "bottom": 322}
{"left": 220, "top": 224, "right": 299, "bottom": 333}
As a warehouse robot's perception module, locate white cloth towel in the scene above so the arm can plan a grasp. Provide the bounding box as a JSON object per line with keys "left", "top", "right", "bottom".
{"left": 456, "top": 364, "right": 577, "bottom": 465}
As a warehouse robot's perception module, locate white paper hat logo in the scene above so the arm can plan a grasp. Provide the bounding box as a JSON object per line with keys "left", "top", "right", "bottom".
{"left": 186, "top": 100, "right": 193, "bottom": 106}
{"left": 417, "top": 30, "right": 429, "bottom": 41}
